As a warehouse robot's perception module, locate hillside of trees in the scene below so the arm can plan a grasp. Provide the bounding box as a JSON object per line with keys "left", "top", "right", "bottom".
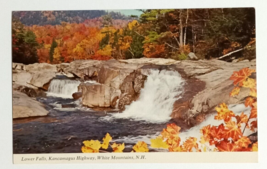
{"left": 12, "top": 10, "right": 132, "bottom": 26}
{"left": 12, "top": 8, "right": 255, "bottom": 64}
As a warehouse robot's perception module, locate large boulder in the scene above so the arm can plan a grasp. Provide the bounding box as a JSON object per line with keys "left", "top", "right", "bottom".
{"left": 188, "top": 52, "right": 198, "bottom": 60}
{"left": 13, "top": 91, "right": 49, "bottom": 118}
{"left": 76, "top": 59, "right": 148, "bottom": 110}
{"left": 12, "top": 62, "right": 57, "bottom": 90}
{"left": 78, "top": 83, "right": 110, "bottom": 107}
{"left": 171, "top": 59, "right": 256, "bottom": 125}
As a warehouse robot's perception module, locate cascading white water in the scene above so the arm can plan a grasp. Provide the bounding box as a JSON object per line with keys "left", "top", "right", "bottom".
{"left": 111, "top": 69, "right": 184, "bottom": 123}
{"left": 47, "top": 79, "right": 81, "bottom": 98}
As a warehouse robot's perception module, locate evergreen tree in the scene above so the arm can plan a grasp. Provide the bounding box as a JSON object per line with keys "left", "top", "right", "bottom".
{"left": 49, "top": 39, "right": 57, "bottom": 63}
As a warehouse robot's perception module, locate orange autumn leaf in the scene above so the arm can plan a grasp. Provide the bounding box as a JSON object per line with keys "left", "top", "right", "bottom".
{"left": 230, "top": 68, "right": 255, "bottom": 86}
{"left": 235, "top": 112, "right": 248, "bottom": 124}
{"left": 215, "top": 103, "right": 235, "bottom": 122}
{"left": 165, "top": 135, "right": 181, "bottom": 146}
{"left": 252, "top": 101, "right": 257, "bottom": 108}
{"left": 168, "top": 145, "right": 185, "bottom": 152}
{"left": 182, "top": 137, "right": 199, "bottom": 152}
{"left": 161, "top": 123, "right": 181, "bottom": 142}
{"left": 250, "top": 107, "right": 257, "bottom": 119}
{"left": 245, "top": 97, "right": 255, "bottom": 107}
{"left": 165, "top": 123, "right": 181, "bottom": 135}
{"left": 230, "top": 87, "right": 240, "bottom": 97}
{"left": 223, "top": 121, "right": 242, "bottom": 141}
{"left": 200, "top": 125, "right": 211, "bottom": 144}
{"left": 234, "top": 136, "right": 251, "bottom": 148}
{"left": 132, "top": 141, "right": 149, "bottom": 152}
{"left": 252, "top": 142, "right": 258, "bottom": 152}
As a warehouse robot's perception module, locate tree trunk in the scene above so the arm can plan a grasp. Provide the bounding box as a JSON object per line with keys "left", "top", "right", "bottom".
{"left": 179, "top": 10, "right": 184, "bottom": 52}
{"left": 217, "top": 48, "right": 244, "bottom": 60}
{"left": 184, "top": 9, "right": 189, "bottom": 46}
{"left": 192, "top": 26, "right": 195, "bottom": 53}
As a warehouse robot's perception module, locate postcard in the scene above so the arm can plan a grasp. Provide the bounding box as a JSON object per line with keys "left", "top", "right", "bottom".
{"left": 12, "top": 8, "right": 257, "bottom": 164}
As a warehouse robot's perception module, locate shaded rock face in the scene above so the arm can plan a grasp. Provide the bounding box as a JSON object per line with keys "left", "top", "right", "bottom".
{"left": 13, "top": 82, "right": 46, "bottom": 97}
{"left": 78, "top": 67, "right": 147, "bottom": 110}
{"left": 13, "top": 91, "right": 49, "bottom": 119}
{"left": 118, "top": 70, "right": 147, "bottom": 110}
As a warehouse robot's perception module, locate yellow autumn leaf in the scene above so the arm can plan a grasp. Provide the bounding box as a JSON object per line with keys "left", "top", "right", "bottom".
{"left": 214, "top": 103, "right": 235, "bottom": 122}
{"left": 242, "top": 78, "right": 256, "bottom": 88}
{"left": 150, "top": 137, "right": 169, "bottom": 149}
{"left": 102, "top": 133, "right": 112, "bottom": 149}
{"left": 133, "top": 141, "right": 149, "bottom": 152}
{"left": 203, "top": 146, "right": 207, "bottom": 152}
{"left": 82, "top": 140, "right": 101, "bottom": 153}
{"left": 230, "top": 87, "right": 240, "bottom": 97}
{"left": 252, "top": 142, "right": 258, "bottom": 152}
{"left": 111, "top": 143, "right": 125, "bottom": 153}
{"left": 81, "top": 146, "right": 97, "bottom": 153}
{"left": 250, "top": 88, "right": 257, "bottom": 97}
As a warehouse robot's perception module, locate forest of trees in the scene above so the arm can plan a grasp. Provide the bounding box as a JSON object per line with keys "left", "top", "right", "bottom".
{"left": 12, "top": 8, "right": 255, "bottom": 64}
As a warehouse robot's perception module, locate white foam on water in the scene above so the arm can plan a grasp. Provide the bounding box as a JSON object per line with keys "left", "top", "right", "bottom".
{"left": 46, "top": 79, "right": 81, "bottom": 98}
{"left": 106, "top": 69, "right": 184, "bottom": 123}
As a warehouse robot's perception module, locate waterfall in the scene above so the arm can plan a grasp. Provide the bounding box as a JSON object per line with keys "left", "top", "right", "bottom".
{"left": 111, "top": 69, "right": 184, "bottom": 123}
{"left": 47, "top": 79, "right": 81, "bottom": 98}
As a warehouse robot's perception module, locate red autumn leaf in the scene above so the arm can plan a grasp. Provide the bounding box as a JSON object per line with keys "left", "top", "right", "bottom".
{"left": 216, "top": 141, "right": 237, "bottom": 152}
{"left": 230, "top": 68, "right": 255, "bottom": 86}
{"left": 208, "top": 124, "right": 226, "bottom": 145}
{"left": 250, "top": 120, "right": 257, "bottom": 132}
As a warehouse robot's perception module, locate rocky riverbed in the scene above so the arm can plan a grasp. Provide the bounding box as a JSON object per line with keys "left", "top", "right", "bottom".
{"left": 12, "top": 58, "right": 256, "bottom": 153}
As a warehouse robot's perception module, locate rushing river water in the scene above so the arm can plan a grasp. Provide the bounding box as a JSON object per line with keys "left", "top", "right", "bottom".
{"left": 13, "top": 70, "right": 185, "bottom": 154}
{"left": 13, "top": 69, "right": 253, "bottom": 153}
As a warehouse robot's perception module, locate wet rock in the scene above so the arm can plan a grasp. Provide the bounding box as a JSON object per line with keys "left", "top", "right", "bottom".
{"left": 61, "top": 104, "right": 76, "bottom": 108}
{"left": 72, "top": 92, "right": 82, "bottom": 100}
{"left": 13, "top": 91, "right": 49, "bottom": 118}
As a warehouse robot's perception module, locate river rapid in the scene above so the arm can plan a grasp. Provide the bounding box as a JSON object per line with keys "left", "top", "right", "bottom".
{"left": 13, "top": 70, "right": 186, "bottom": 153}
{"left": 13, "top": 69, "right": 252, "bottom": 153}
